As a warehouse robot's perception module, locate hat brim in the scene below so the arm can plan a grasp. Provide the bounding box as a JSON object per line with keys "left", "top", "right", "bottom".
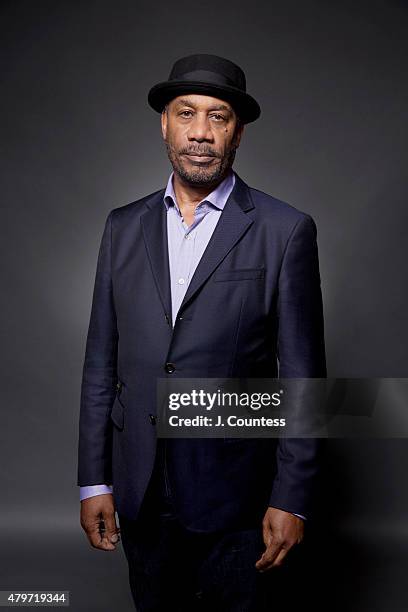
{"left": 148, "top": 80, "right": 261, "bottom": 124}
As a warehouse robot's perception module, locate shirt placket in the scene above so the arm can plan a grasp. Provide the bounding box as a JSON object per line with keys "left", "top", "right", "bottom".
{"left": 163, "top": 208, "right": 198, "bottom": 498}
{"left": 171, "top": 206, "right": 200, "bottom": 325}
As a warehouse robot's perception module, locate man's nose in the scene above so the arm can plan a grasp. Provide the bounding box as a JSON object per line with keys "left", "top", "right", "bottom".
{"left": 187, "top": 116, "right": 213, "bottom": 141}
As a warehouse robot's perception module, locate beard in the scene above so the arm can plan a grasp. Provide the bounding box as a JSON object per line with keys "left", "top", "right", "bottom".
{"left": 164, "top": 140, "right": 238, "bottom": 187}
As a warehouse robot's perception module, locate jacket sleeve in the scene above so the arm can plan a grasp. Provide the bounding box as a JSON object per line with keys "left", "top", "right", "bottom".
{"left": 269, "top": 214, "right": 326, "bottom": 517}
{"left": 77, "top": 211, "right": 118, "bottom": 486}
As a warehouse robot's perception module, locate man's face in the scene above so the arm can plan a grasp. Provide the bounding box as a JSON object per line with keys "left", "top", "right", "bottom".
{"left": 161, "top": 94, "right": 244, "bottom": 186}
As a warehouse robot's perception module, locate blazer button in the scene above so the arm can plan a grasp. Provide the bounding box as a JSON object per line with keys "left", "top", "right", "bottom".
{"left": 116, "top": 381, "right": 122, "bottom": 392}
{"left": 164, "top": 362, "right": 176, "bottom": 373}
{"left": 149, "top": 414, "right": 156, "bottom": 425}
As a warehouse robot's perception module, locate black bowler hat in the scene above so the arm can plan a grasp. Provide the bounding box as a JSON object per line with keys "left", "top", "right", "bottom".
{"left": 148, "top": 53, "right": 261, "bottom": 124}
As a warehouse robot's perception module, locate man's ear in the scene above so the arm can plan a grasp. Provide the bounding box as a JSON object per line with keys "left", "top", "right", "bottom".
{"left": 234, "top": 121, "right": 245, "bottom": 148}
{"left": 161, "top": 108, "right": 167, "bottom": 141}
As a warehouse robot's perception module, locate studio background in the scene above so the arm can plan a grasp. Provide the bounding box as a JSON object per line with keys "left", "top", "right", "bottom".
{"left": 1, "top": 1, "right": 407, "bottom": 610}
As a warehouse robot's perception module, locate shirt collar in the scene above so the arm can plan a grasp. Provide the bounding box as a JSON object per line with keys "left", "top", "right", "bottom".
{"left": 163, "top": 168, "right": 236, "bottom": 212}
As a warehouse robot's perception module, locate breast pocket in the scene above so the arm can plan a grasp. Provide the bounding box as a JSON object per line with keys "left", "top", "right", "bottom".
{"left": 214, "top": 267, "right": 265, "bottom": 282}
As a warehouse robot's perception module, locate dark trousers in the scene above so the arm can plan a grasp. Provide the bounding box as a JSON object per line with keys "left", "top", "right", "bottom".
{"left": 118, "top": 440, "right": 280, "bottom": 612}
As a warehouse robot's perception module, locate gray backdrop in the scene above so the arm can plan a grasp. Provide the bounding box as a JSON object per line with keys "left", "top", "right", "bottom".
{"left": 1, "top": 0, "right": 407, "bottom": 610}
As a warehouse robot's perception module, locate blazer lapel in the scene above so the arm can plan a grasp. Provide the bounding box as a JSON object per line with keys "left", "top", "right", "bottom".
{"left": 177, "top": 173, "right": 254, "bottom": 315}
{"left": 140, "top": 172, "right": 255, "bottom": 322}
{"left": 140, "top": 189, "right": 172, "bottom": 321}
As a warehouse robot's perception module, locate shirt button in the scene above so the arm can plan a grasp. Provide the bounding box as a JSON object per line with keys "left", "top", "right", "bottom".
{"left": 164, "top": 362, "right": 176, "bottom": 373}
{"left": 178, "top": 278, "right": 185, "bottom": 285}
{"left": 149, "top": 414, "right": 156, "bottom": 425}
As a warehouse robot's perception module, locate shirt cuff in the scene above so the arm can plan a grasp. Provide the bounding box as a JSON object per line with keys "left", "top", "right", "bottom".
{"left": 79, "top": 484, "right": 113, "bottom": 501}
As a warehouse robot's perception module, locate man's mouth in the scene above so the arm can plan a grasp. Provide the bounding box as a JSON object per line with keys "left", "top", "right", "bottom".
{"left": 184, "top": 153, "right": 216, "bottom": 162}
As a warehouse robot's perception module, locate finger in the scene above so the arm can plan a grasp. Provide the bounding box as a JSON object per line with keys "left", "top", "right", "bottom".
{"left": 86, "top": 516, "right": 115, "bottom": 551}
{"left": 86, "top": 515, "right": 103, "bottom": 547}
{"left": 270, "top": 547, "right": 288, "bottom": 568}
{"left": 260, "top": 546, "right": 289, "bottom": 572}
{"left": 98, "top": 518, "right": 116, "bottom": 551}
{"left": 255, "top": 539, "right": 282, "bottom": 571}
{"left": 103, "top": 510, "right": 121, "bottom": 545}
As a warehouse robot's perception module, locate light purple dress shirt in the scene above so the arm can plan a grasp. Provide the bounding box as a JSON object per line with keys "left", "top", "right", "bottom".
{"left": 79, "top": 168, "right": 306, "bottom": 521}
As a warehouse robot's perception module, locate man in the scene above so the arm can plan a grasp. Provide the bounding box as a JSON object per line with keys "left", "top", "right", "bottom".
{"left": 78, "top": 53, "right": 326, "bottom": 611}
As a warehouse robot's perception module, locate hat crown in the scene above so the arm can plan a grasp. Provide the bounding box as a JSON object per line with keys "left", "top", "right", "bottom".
{"left": 148, "top": 53, "right": 260, "bottom": 123}
{"left": 168, "top": 54, "right": 246, "bottom": 91}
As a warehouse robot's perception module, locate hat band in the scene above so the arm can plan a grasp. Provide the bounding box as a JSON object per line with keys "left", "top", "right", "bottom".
{"left": 172, "top": 69, "right": 239, "bottom": 89}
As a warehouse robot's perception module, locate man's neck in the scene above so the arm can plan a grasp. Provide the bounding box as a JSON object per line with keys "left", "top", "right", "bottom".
{"left": 172, "top": 169, "right": 231, "bottom": 209}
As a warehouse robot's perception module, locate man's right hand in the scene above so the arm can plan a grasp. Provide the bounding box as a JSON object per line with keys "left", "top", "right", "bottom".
{"left": 80, "top": 494, "right": 120, "bottom": 551}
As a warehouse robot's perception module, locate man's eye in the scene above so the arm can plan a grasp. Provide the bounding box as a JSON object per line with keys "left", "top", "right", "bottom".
{"left": 179, "top": 111, "right": 225, "bottom": 121}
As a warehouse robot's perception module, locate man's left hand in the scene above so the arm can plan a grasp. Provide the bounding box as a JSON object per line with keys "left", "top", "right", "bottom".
{"left": 255, "top": 507, "right": 304, "bottom": 572}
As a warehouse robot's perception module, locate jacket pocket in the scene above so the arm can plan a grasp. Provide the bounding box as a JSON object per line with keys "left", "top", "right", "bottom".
{"left": 214, "top": 267, "right": 265, "bottom": 282}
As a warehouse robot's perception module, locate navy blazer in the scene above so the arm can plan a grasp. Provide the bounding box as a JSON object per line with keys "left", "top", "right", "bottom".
{"left": 77, "top": 172, "right": 326, "bottom": 531}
